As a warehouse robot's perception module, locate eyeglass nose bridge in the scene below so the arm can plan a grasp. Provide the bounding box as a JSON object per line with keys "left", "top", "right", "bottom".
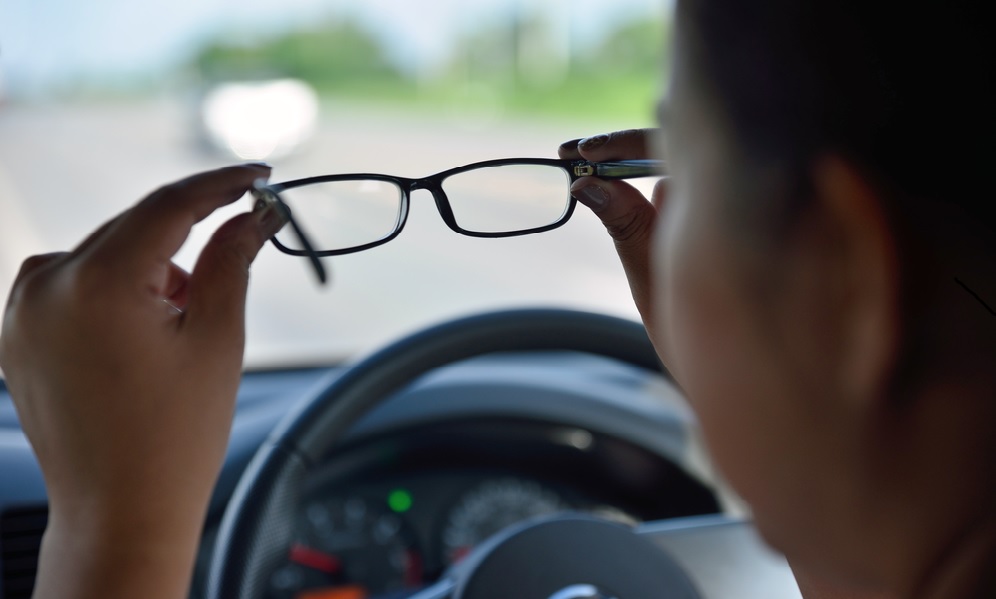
{"left": 405, "top": 177, "right": 462, "bottom": 234}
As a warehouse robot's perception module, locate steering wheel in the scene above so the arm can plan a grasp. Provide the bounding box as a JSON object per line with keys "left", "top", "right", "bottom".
{"left": 206, "top": 308, "right": 702, "bottom": 599}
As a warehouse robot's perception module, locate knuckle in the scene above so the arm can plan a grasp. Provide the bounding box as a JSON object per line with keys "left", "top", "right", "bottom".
{"left": 215, "top": 241, "right": 253, "bottom": 278}
{"left": 14, "top": 252, "right": 64, "bottom": 282}
{"left": 618, "top": 128, "right": 650, "bottom": 148}
{"left": 604, "top": 210, "right": 654, "bottom": 245}
{"left": 144, "top": 183, "right": 175, "bottom": 204}
{"left": 217, "top": 216, "right": 264, "bottom": 262}
{"left": 10, "top": 254, "right": 61, "bottom": 302}
{"left": 582, "top": 129, "right": 649, "bottom": 160}
{"left": 610, "top": 128, "right": 643, "bottom": 142}
{"left": 20, "top": 253, "right": 53, "bottom": 271}
{"left": 129, "top": 185, "right": 174, "bottom": 219}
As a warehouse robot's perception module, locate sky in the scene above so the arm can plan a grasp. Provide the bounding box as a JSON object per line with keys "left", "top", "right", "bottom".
{"left": 0, "top": 0, "right": 668, "bottom": 97}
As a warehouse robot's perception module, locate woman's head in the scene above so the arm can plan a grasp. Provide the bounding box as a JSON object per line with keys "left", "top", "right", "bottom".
{"left": 653, "top": 0, "right": 996, "bottom": 591}
{"left": 675, "top": 0, "right": 994, "bottom": 221}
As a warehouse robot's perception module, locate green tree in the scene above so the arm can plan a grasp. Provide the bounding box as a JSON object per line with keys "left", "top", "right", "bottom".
{"left": 578, "top": 18, "right": 667, "bottom": 77}
{"left": 195, "top": 19, "right": 402, "bottom": 86}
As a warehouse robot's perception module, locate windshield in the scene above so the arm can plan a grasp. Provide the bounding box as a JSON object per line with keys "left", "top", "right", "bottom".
{"left": 0, "top": 0, "right": 665, "bottom": 368}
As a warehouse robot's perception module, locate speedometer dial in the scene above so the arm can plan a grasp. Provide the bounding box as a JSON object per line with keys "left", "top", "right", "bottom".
{"left": 269, "top": 496, "right": 423, "bottom": 599}
{"left": 441, "top": 477, "right": 568, "bottom": 564}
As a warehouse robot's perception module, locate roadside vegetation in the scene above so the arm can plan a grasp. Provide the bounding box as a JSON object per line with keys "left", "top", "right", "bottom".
{"left": 192, "top": 15, "right": 666, "bottom": 124}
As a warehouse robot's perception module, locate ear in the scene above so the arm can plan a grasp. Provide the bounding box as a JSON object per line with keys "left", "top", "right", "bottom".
{"left": 810, "top": 156, "right": 902, "bottom": 405}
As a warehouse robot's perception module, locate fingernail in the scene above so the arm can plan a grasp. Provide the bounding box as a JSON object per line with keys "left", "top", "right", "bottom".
{"left": 244, "top": 161, "right": 273, "bottom": 170}
{"left": 573, "top": 184, "right": 609, "bottom": 211}
{"left": 255, "top": 201, "right": 289, "bottom": 237}
{"left": 579, "top": 134, "right": 609, "bottom": 152}
{"left": 559, "top": 138, "right": 583, "bottom": 150}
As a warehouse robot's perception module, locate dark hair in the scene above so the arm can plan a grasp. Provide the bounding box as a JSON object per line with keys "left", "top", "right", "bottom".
{"left": 679, "top": 0, "right": 995, "bottom": 235}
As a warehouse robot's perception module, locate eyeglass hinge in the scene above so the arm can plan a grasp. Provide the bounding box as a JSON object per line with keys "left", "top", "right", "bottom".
{"left": 573, "top": 165, "right": 595, "bottom": 177}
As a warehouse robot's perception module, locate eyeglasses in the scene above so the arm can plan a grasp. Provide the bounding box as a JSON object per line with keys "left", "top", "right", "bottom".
{"left": 251, "top": 158, "right": 665, "bottom": 284}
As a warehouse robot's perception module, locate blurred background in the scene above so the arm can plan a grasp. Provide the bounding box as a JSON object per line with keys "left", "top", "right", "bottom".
{"left": 0, "top": 0, "right": 671, "bottom": 367}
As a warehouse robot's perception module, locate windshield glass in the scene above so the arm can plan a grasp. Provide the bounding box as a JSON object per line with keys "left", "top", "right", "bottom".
{"left": 0, "top": 0, "right": 666, "bottom": 367}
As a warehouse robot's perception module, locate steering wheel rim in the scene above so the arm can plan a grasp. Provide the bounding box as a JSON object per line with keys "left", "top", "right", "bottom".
{"left": 206, "top": 308, "right": 672, "bottom": 599}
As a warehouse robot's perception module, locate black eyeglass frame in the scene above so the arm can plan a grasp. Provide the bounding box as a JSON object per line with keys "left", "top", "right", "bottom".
{"left": 252, "top": 158, "right": 664, "bottom": 285}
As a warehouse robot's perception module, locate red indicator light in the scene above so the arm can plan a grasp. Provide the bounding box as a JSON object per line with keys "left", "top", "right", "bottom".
{"left": 289, "top": 543, "right": 342, "bottom": 574}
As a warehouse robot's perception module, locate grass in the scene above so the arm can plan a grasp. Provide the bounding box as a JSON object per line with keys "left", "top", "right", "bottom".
{"left": 309, "top": 73, "right": 662, "bottom": 127}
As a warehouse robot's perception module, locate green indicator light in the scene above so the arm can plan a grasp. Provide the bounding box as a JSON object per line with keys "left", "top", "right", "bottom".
{"left": 388, "top": 489, "right": 413, "bottom": 513}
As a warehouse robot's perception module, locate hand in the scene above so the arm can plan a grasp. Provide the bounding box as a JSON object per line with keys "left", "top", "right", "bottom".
{"left": 559, "top": 129, "right": 666, "bottom": 338}
{"left": 0, "top": 164, "right": 284, "bottom": 599}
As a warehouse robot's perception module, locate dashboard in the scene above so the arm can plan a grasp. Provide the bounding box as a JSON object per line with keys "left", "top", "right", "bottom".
{"left": 1, "top": 351, "right": 728, "bottom": 599}
{"left": 242, "top": 418, "right": 720, "bottom": 599}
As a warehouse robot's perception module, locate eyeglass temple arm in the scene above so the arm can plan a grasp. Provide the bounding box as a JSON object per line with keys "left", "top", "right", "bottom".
{"left": 280, "top": 204, "right": 328, "bottom": 285}
{"left": 253, "top": 182, "right": 328, "bottom": 285}
{"left": 572, "top": 159, "right": 666, "bottom": 180}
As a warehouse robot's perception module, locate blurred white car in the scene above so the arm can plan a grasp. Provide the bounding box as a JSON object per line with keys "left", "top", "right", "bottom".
{"left": 197, "top": 78, "right": 319, "bottom": 160}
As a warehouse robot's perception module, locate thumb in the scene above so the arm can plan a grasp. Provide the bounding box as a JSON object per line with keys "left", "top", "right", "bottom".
{"left": 183, "top": 207, "right": 282, "bottom": 342}
{"left": 572, "top": 176, "right": 662, "bottom": 323}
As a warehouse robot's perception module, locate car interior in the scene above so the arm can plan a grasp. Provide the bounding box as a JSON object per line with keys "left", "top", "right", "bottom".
{"left": 0, "top": 2, "right": 806, "bottom": 598}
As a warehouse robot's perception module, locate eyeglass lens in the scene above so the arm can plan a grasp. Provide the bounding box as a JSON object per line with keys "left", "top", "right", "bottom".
{"left": 441, "top": 164, "right": 571, "bottom": 234}
{"left": 274, "top": 179, "right": 405, "bottom": 253}
{"left": 274, "top": 164, "right": 574, "bottom": 253}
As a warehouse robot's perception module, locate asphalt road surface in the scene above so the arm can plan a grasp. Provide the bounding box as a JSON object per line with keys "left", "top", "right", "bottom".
{"left": 0, "top": 99, "right": 649, "bottom": 366}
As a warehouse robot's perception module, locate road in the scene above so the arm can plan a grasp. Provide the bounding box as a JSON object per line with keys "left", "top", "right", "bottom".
{"left": 0, "top": 99, "right": 646, "bottom": 366}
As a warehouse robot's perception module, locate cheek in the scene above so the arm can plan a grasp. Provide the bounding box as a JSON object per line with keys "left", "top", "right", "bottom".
{"left": 650, "top": 186, "right": 796, "bottom": 509}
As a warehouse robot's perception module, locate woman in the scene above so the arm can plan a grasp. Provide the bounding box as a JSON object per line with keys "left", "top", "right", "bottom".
{"left": 562, "top": 3, "right": 995, "bottom": 597}
{"left": 1, "top": 1, "right": 993, "bottom": 598}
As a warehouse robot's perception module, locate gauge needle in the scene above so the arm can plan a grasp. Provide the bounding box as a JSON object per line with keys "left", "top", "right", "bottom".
{"left": 405, "top": 549, "right": 423, "bottom": 587}
{"left": 289, "top": 543, "right": 342, "bottom": 575}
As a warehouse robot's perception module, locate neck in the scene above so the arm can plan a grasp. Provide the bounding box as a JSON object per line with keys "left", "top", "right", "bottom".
{"left": 859, "top": 369, "right": 996, "bottom": 599}
{"left": 916, "top": 514, "right": 996, "bottom": 599}
{"left": 888, "top": 375, "right": 996, "bottom": 599}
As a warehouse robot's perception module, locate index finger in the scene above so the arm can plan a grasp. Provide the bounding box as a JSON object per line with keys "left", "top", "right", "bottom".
{"left": 558, "top": 137, "right": 585, "bottom": 160}
{"left": 559, "top": 129, "right": 656, "bottom": 162}
{"left": 85, "top": 164, "right": 271, "bottom": 276}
